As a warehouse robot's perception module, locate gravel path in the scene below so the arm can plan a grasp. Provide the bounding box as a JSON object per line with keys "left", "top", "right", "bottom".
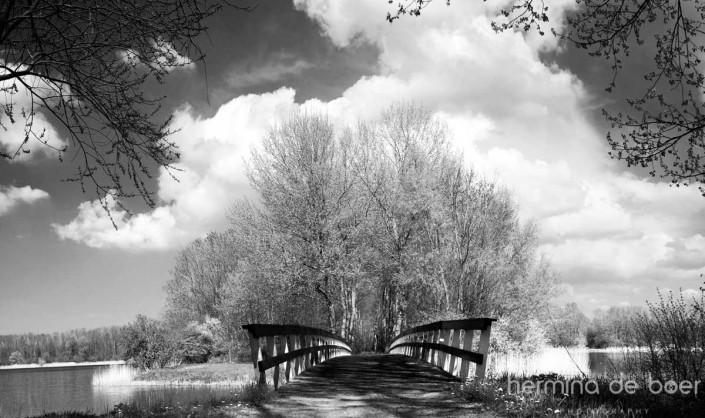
{"left": 234, "top": 354, "right": 494, "bottom": 417}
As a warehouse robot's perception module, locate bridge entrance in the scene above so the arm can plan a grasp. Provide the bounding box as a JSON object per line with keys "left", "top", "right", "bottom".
{"left": 242, "top": 318, "right": 496, "bottom": 390}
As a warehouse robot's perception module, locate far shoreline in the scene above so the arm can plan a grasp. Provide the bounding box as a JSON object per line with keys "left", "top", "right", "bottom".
{"left": 0, "top": 360, "right": 125, "bottom": 371}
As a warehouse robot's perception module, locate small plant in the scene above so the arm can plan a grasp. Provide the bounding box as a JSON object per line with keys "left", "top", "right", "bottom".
{"left": 239, "top": 382, "right": 276, "bottom": 406}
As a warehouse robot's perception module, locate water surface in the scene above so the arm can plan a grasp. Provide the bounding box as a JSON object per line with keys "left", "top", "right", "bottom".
{"left": 0, "top": 365, "right": 237, "bottom": 418}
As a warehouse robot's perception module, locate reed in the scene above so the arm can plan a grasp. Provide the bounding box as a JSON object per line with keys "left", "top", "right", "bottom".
{"left": 488, "top": 347, "right": 591, "bottom": 378}
{"left": 91, "top": 363, "right": 258, "bottom": 386}
{"left": 91, "top": 364, "right": 139, "bottom": 386}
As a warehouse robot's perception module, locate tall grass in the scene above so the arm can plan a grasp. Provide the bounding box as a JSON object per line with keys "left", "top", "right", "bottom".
{"left": 92, "top": 363, "right": 258, "bottom": 387}
{"left": 92, "top": 365, "right": 139, "bottom": 386}
{"left": 489, "top": 347, "right": 591, "bottom": 378}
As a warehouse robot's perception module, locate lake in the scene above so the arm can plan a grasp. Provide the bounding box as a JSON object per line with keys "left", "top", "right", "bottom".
{"left": 0, "top": 365, "right": 239, "bottom": 418}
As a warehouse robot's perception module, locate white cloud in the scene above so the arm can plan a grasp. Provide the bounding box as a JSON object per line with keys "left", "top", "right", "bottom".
{"left": 53, "top": 88, "right": 298, "bottom": 250}
{"left": 682, "top": 288, "right": 703, "bottom": 299}
{"left": 0, "top": 185, "right": 49, "bottom": 215}
{"left": 293, "top": 0, "right": 705, "bottom": 309}
{"left": 54, "top": 0, "right": 705, "bottom": 316}
{"left": 52, "top": 193, "right": 180, "bottom": 250}
{"left": 117, "top": 40, "right": 195, "bottom": 73}
{"left": 1, "top": 62, "right": 67, "bottom": 162}
{"left": 226, "top": 53, "right": 313, "bottom": 89}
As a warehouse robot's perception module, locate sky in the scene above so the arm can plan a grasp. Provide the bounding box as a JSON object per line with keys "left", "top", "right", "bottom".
{"left": 1, "top": 0, "right": 704, "bottom": 334}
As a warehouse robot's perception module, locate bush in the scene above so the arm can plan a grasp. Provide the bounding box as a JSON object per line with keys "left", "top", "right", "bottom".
{"left": 121, "top": 315, "right": 177, "bottom": 370}
{"left": 8, "top": 350, "right": 24, "bottom": 365}
{"left": 177, "top": 331, "right": 213, "bottom": 364}
{"left": 631, "top": 287, "right": 705, "bottom": 383}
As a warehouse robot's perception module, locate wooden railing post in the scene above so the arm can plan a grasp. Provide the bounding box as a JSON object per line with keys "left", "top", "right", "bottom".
{"left": 282, "top": 335, "right": 291, "bottom": 383}
{"left": 304, "top": 335, "right": 312, "bottom": 369}
{"left": 460, "top": 329, "right": 475, "bottom": 381}
{"left": 444, "top": 329, "right": 456, "bottom": 373}
{"left": 475, "top": 322, "right": 493, "bottom": 380}
{"left": 439, "top": 329, "right": 451, "bottom": 370}
{"left": 429, "top": 330, "right": 437, "bottom": 366}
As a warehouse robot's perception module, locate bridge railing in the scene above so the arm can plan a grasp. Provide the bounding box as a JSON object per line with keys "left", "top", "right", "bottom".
{"left": 386, "top": 318, "right": 497, "bottom": 380}
{"left": 242, "top": 324, "right": 352, "bottom": 389}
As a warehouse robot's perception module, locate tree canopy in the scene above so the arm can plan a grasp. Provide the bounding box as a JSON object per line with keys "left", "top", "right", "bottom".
{"left": 0, "top": 0, "right": 251, "bottom": 208}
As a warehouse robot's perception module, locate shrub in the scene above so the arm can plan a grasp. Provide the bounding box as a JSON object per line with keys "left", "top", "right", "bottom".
{"left": 631, "top": 286, "right": 705, "bottom": 383}
{"left": 8, "top": 350, "right": 24, "bottom": 365}
{"left": 177, "top": 331, "right": 214, "bottom": 364}
{"left": 121, "top": 315, "right": 178, "bottom": 370}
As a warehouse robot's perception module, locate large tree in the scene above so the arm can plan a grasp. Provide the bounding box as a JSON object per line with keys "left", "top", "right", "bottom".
{"left": 246, "top": 112, "right": 364, "bottom": 336}
{"left": 350, "top": 103, "right": 557, "bottom": 349}
{"left": 164, "top": 231, "right": 237, "bottom": 324}
{"left": 0, "top": 0, "right": 251, "bottom": 207}
{"left": 388, "top": 0, "right": 705, "bottom": 195}
{"left": 168, "top": 103, "right": 559, "bottom": 353}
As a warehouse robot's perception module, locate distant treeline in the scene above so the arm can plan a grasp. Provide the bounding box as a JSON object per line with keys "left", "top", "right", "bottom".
{"left": 544, "top": 303, "right": 645, "bottom": 348}
{"left": 0, "top": 326, "right": 126, "bottom": 365}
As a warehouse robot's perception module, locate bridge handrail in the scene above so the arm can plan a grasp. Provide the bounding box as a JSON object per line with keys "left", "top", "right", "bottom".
{"left": 387, "top": 318, "right": 495, "bottom": 347}
{"left": 242, "top": 323, "right": 352, "bottom": 346}
{"left": 242, "top": 323, "right": 352, "bottom": 389}
{"left": 386, "top": 317, "right": 496, "bottom": 380}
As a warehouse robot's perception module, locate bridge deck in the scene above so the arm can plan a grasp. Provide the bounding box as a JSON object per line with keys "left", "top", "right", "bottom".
{"left": 238, "top": 354, "right": 493, "bottom": 417}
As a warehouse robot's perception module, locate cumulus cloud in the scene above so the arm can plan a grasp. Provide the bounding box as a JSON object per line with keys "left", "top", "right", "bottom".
{"left": 53, "top": 88, "right": 298, "bottom": 251}
{"left": 0, "top": 185, "right": 49, "bottom": 215}
{"left": 293, "top": 0, "right": 705, "bottom": 310}
{"left": 52, "top": 193, "right": 181, "bottom": 250}
{"left": 54, "top": 0, "right": 705, "bottom": 313}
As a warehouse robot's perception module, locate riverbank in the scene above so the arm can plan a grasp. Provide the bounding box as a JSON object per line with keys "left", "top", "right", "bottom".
{"left": 0, "top": 360, "right": 125, "bottom": 371}
{"left": 29, "top": 381, "right": 275, "bottom": 417}
{"left": 133, "top": 362, "right": 256, "bottom": 385}
{"left": 28, "top": 383, "right": 276, "bottom": 418}
{"left": 91, "top": 362, "right": 258, "bottom": 386}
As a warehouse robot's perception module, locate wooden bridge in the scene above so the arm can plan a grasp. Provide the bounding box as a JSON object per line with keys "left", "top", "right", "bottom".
{"left": 240, "top": 318, "right": 496, "bottom": 417}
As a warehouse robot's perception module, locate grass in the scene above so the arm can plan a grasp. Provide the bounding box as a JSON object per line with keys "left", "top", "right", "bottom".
{"left": 107, "top": 383, "right": 275, "bottom": 417}
{"left": 459, "top": 373, "right": 705, "bottom": 417}
{"left": 92, "top": 362, "right": 257, "bottom": 387}
{"left": 135, "top": 362, "right": 256, "bottom": 385}
{"left": 52, "top": 362, "right": 269, "bottom": 417}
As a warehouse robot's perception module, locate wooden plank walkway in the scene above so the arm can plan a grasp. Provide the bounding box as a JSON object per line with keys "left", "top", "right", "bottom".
{"left": 237, "top": 354, "right": 494, "bottom": 417}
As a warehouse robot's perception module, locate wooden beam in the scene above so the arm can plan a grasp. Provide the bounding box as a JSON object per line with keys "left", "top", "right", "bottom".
{"left": 387, "top": 318, "right": 496, "bottom": 349}
{"left": 258, "top": 344, "right": 352, "bottom": 372}
{"left": 242, "top": 324, "right": 351, "bottom": 346}
{"left": 391, "top": 342, "right": 484, "bottom": 366}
